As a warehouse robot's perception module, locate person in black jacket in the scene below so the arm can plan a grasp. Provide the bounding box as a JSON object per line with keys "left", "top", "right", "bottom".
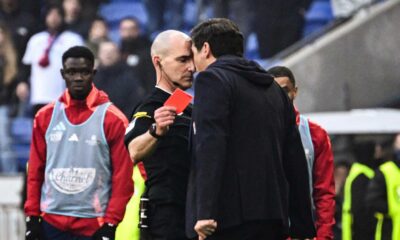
{"left": 254, "top": 0, "right": 313, "bottom": 58}
{"left": 186, "top": 18, "right": 316, "bottom": 240}
{"left": 94, "top": 41, "right": 145, "bottom": 119}
{"left": 119, "top": 17, "right": 154, "bottom": 94}
{"left": 366, "top": 135, "right": 400, "bottom": 240}
{"left": 343, "top": 142, "right": 381, "bottom": 240}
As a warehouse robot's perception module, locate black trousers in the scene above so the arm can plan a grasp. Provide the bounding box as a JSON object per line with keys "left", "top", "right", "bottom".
{"left": 206, "top": 220, "right": 285, "bottom": 240}
{"left": 140, "top": 202, "right": 189, "bottom": 240}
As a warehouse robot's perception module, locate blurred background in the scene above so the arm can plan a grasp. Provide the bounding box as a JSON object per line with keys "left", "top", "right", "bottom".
{"left": 0, "top": 0, "right": 399, "bottom": 239}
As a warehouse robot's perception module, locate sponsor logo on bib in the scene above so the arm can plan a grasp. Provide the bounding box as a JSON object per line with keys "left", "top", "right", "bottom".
{"left": 49, "top": 168, "right": 96, "bottom": 194}
{"left": 86, "top": 135, "right": 101, "bottom": 146}
{"left": 49, "top": 131, "right": 63, "bottom": 142}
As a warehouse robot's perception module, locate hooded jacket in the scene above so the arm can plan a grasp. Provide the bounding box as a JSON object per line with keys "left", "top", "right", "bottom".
{"left": 186, "top": 55, "right": 316, "bottom": 238}
{"left": 25, "top": 86, "right": 133, "bottom": 236}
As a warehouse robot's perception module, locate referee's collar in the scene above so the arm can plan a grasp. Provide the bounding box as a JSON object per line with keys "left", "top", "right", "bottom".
{"left": 155, "top": 85, "right": 172, "bottom": 95}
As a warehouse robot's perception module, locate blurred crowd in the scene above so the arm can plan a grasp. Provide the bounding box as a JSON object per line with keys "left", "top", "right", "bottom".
{"left": 0, "top": 0, "right": 380, "bottom": 155}
{"left": 0, "top": 0, "right": 153, "bottom": 174}
{"left": 0, "top": 0, "right": 384, "bottom": 173}
{"left": 0, "top": 0, "right": 387, "bottom": 193}
{"left": 333, "top": 134, "right": 400, "bottom": 240}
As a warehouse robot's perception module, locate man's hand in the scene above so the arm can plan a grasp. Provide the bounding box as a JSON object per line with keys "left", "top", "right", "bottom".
{"left": 25, "top": 216, "right": 43, "bottom": 240}
{"left": 92, "top": 223, "right": 116, "bottom": 240}
{"left": 154, "top": 106, "right": 177, "bottom": 136}
{"left": 16, "top": 82, "right": 29, "bottom": 102}
{"left": 194, "top": 219, "right": 217, "bottom": 240}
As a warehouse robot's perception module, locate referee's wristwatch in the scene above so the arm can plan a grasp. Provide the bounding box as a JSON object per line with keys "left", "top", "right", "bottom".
{"left": 149, "top": 123, "right": 163, "bottom": 139}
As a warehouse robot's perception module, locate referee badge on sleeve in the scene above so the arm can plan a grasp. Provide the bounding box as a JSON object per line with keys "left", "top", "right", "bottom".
{"left": 125, "top": 112, "right": 152, "bottom": 135}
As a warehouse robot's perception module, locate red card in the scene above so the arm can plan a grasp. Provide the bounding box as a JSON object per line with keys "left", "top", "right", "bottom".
{"left": 164, "top": 89, "right": 193, "bottom": 114}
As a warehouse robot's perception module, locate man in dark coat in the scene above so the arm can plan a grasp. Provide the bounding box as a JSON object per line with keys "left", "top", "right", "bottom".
{"left": 186, "top": 18, "right": 316, "bottom": 240}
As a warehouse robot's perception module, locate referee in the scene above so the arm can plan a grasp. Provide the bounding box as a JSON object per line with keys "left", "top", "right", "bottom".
{"left": 124, "top": 30, "right": 195, "bottom": 240}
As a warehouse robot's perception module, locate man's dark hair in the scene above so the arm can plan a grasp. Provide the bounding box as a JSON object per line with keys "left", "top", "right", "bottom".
{"left": 335, "top": 160, "right": 351, "bottom": 170}
{"left": 191, "top": 18, "right": 244, "bottom": 57}
{"left": 43, "top": 4, "right": 65, "bottom": 21}
{"left": 267, "top": 66, "right": 296, "bottom": 87}
{"left": 120, "top": 16, "right": 140, "bottom": 25}
{"left": 42, "top": 4, "right": 65, "bottom": 31}
{"left": 62, "top": 46, "right": 95, "bottom": 67}
{"left": 92, "top": 16, "right": 107, "bottom": 24}
{"left": 353, "top": 141, "right": 376, "bottom": 166}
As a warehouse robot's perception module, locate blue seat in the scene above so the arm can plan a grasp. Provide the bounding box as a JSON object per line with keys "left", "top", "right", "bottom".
{"left": 11, "top": 117, "right": 32, "bottom": 144}
{"left": 183, "top": 0, "right": 197, "bottom": 30}
{"left": 306, "top": 0, "right": 334, "bottom": 22}
{"left": 245, "top": 33, "right": 260, "bottom": 60}
{"left": 99, "top": 2, "right": 148, "bottom": 27}
{"left": 99, "top": 1, "right": 148, "bottom": 42}
{"left": 304, "top": 0, "right": 334, "bottom": 36}
{"left": 108, "top": 27, "right": 121, "bottom": 43}
{"left": 303, "top": 22, "right": 327, "bottom": 36}
{"left": 10, "top": 117, "right": 32, "bottom": 172}
{"left": 12, "top": 143, "right": 30, "bottom": 172}
{"left": 110, "top": 0, "right": 141, "bottom": 2}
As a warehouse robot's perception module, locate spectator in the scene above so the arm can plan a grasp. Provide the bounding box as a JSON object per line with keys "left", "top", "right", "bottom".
{"left": 394, "top": 135, "right": 400, "bottom": 162}
{"left": 0, "top": 0, "right": 38, "bottom": 61}
{"left": 20, "top": 0, "right": 41, "bottom": 23}
{"left": 119, "top": 17, "right": 154, "bottom": 94}
{"left": 80, "top": 0, "right": 109, "bottom": 22}
{"left": 19, "top": 4, "right": 84, "bottom": 116}
{"left": 268, "top": 65, "right": 336, "bottom": 240}
{"left": 343, "top": 142, "right": 381, "bottom": 240}
{"left": 0, "top": 22, "right": 18, "bottom": 173}
{"left": 86, "top": 17, "right": 109, "bottom": 62}
{"left": 187, "top": 18, "right": 315, "bottom": 239}
{"left": 254, "top": 0, "right": 313, "bottom": 58}
{"left": 47, "top": 0, "right": 107, "bottom": 21}
{"left": 63, "top": 0, "right": 92, "bottom": 38}
{"left": 143, "top": 0, "right": 185, "bottom": 34}
{"left": 335, "top": 161, "right": 351, "bottom": 199}
{"left": 201, "top": 0, "right": 255, "bottom": 43}
{"left": 366, "top": 134, "right": 400, "bottom": 240}
{"left": 333, "top": 160, "right": 351, "bottom": 240}
{"left": 24, "top": 46, "right": 133, "bottom": 240}
{"left": 94, "top": 41, "right": 145, "bottom": 119}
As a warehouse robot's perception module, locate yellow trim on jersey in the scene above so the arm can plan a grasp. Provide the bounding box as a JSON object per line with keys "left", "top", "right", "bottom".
{"left": 133, "top": 112, "right": 151, "bottom": 119}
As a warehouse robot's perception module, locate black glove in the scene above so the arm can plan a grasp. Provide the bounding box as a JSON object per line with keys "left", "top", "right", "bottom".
{"left": 92, "top": 223, "right": 117, "bottom": 240}
{"left": 25, "top": 216, "right": 43, "bottom": 240}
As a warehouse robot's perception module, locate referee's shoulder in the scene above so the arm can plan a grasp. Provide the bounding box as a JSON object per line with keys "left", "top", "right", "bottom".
{"left": 130, "top": 97, "right": 161, "bottom": 120}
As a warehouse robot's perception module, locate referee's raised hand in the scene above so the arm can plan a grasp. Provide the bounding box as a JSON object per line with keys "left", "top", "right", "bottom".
{"left": 153, "top": 106, "right": 177, "bottom": 136}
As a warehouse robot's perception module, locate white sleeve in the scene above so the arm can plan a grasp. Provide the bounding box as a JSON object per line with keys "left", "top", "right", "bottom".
{"left": 22, "top": 36, "right": 35, "bottom": 65}
{"left": 67, "top": 32, "right": 85, "bottom": 48}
